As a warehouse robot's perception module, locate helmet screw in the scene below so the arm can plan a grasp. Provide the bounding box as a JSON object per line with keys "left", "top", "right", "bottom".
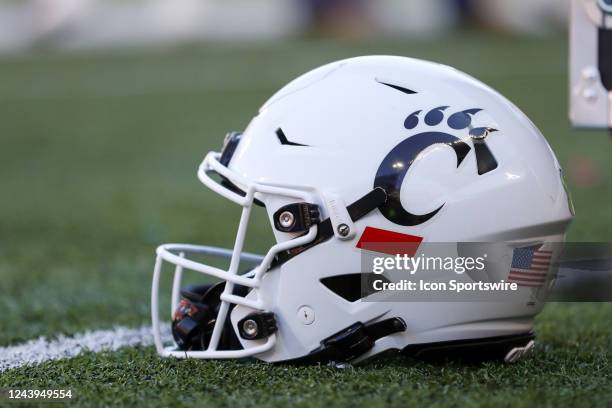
{"left": 337, "top": 223, "right": 350, "bottom": 237}
{"left": 279, "top": 211, "right": 295, "bottom": 228}
{"left": 242, "top": 319, "right": 259, "bottom": 339}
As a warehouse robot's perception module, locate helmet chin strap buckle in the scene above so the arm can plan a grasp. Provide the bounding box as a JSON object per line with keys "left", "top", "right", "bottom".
{"left": 321, "top": 192, "right": 356, "bottom": 240}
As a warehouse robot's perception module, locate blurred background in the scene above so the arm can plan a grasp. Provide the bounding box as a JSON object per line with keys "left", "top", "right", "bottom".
{"left": 0, "top": 0, "right": 569, "bottom": 51}
{"left": 0, "top": 0, "right": 610, "bottom": 344}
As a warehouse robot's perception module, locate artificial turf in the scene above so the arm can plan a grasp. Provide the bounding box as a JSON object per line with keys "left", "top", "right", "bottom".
{"left": 0, "top": 32, "right": 610, "bottom": 406}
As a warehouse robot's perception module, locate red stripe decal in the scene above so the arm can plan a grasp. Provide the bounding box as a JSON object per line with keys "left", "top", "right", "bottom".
{"left": 509, "top": 276, "right": 546, "bottom": 283}
{"left": 509, "top": 270, "right": 548, "bottom": 277}
{"left": 356, "top": 226, "right": 423, "bottom": 256}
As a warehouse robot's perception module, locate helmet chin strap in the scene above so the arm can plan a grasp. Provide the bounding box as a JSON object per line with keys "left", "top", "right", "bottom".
{"left": 271, "top": 187, "right": 388, "bottom": 268}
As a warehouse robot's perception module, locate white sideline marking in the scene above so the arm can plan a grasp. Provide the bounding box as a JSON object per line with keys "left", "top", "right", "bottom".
{"left": 0, "top": 325, "right": 170, "bottom": 373}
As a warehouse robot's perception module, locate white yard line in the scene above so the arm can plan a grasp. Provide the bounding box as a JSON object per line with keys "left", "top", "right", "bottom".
{"left": 0, "top": 325, "right": 170, "bottom": 373}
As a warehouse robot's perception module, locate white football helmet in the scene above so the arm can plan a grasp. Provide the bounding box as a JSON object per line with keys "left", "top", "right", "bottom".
{"left": 151, "top": 56, "right": 574, "bottom": 364}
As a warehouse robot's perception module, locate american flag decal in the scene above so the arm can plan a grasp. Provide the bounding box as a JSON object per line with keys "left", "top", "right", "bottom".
{"left": 508, "top": 246, "right": 553, "bottom": 287}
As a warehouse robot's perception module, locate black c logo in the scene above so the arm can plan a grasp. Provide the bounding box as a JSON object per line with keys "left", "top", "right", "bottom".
{"left": 374, "top": 132, "right": 471, "bottom": 226}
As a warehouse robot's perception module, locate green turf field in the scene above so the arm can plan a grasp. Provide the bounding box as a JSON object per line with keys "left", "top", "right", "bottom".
{"left": 0, "top": 32, "right": 610, "bottom": 406}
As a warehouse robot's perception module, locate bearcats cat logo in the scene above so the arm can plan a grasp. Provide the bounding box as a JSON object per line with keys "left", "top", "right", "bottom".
{"left": 375, "top": 106, "right": 498, "bottom": 226}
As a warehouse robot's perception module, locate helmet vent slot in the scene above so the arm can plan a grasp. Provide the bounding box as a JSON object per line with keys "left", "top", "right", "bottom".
{"left": 320, "top": 273, "right": 389, "bottom": 302}
{"left": 276, "top": 128, "right": 308, "bottom": 147}
{"left": 375, "top": 79, "right": 417, "bottom": 95}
